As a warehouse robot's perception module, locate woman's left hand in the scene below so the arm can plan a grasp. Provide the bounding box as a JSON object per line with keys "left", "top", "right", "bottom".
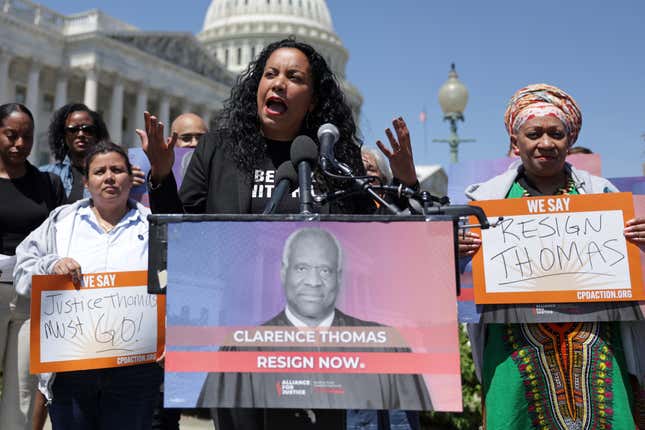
{"left": 376, "top": 117, "right": 417, "bottom": 187}
{"left": 624, "top": 217, "right": 645, "bottom": 251}
{"left": 131, "top": 165, "right": 146, "bottom": 187}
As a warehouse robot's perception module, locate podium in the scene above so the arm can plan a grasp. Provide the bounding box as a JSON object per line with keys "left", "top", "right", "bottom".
{"left": 147, "top": 214, "right": 464, "bottom": 424}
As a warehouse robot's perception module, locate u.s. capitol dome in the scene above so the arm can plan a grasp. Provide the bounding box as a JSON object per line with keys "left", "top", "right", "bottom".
{"left": 198, "top": 0, "right": 363, "bottom": 117}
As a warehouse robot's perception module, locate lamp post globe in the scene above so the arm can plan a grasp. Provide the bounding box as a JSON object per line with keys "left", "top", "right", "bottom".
{"left": 433, "top": 63, "right": 474, "bottom": 163}
{"left": 438, "top": 63, "right": 468, "bottom": 119}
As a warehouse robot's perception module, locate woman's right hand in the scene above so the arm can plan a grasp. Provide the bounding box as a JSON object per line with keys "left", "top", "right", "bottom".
{"left": 136, "top": 111, "right": 177, "bottom": 185}
{"left": 376, "top": 117, "right": 418, "bottom": 187}
{"left": 52, "top": 258, "right": 82, "bottom": 287}
{"left": 458, "top": 230, "right": 482, "bottom": 257}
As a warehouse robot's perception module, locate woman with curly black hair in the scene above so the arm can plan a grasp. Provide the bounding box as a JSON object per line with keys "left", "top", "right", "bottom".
{"left": 40, "top": 103, "right": 110, "bottom": 202}
{"left": 141, "top": 38, "right": 379, "bottom": 215}
{"left": 139, "top": 38, "right": 421, "bottom": 430}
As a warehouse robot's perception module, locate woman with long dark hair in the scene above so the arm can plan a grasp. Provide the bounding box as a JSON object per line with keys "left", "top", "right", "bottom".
{"left": 139, "top": 38, "right": 422, "bottom": 430}
{"left": 141, "top": 38, "right": 374, "bottom": 215}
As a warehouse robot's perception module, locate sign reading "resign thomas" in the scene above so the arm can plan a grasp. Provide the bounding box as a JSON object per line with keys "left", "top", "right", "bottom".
{"left": 470, "top": 192, "right": 644, "bottom": 304}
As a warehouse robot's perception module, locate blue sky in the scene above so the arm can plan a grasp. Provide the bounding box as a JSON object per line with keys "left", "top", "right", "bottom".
{"left": 39, "top": 0, "right": 645, "bottom": 177}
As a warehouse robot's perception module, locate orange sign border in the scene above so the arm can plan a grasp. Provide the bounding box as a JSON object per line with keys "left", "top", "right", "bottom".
{"left": 469, "top": 192, "right": 644, "bottom": 304}
{"left": 30, "top": 270, "right": 165, "bottom": 373}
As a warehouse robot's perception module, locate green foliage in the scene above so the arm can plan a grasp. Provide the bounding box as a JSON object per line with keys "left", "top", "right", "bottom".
{"left": 421, "top": 325, "right": 482, "bottom": 430}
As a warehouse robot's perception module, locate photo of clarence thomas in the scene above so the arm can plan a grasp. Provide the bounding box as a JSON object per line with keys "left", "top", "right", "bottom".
{"left": 196, "top": 227, "right": 432, "bottom": 410}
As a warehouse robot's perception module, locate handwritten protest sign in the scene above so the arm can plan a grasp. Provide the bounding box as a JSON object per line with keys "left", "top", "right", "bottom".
{"left": 470, "top": 192, "right": 644, "bottom": 304}
{"left": 30, "top": 271, "right": 165, "bottom": 373}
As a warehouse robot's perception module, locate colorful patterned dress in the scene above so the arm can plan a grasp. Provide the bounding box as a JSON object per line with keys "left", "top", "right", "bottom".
{"left": 482, "top": 181, "right": 637, "bottom": 430}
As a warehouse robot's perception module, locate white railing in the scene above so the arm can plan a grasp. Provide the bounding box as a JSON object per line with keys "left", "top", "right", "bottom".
{"left": 64, "top": 9, "right": 138, "bottom": 35}
{"left": 1, "top": 0, "right": 138, "bottom": 34}
{"left": 2, "top": 0, "right": 66, "bottom": 31}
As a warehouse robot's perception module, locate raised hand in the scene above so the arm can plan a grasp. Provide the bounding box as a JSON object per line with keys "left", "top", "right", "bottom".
{"left": 135, "top": 111, "right": 177, "bottom": 184}
{"left": 376, "top": 117, "right": 417, "bottom": 187}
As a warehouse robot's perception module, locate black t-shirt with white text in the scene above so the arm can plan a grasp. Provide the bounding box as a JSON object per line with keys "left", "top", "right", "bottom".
{"left": 250, "top": 139, "right": 300, "bottom": 214}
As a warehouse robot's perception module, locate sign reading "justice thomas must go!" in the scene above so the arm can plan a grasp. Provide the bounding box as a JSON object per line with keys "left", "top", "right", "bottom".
{"left": 30, "top": 271, "right": 165, "bottom": 373}
{"left": 469, "top": 192, "right": 644, "bottom": 304}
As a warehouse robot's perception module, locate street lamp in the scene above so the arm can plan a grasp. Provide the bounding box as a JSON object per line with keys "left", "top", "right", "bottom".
{"left": 433, "top": 63, "right": 475, "bottom": 163}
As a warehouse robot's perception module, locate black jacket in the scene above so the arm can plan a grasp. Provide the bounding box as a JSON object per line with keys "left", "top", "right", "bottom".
{"left": 150, "top": 131, "right": 254, "bottom": 214}
{"left": 149, "top": 131, "right": 371, "bottom": 215}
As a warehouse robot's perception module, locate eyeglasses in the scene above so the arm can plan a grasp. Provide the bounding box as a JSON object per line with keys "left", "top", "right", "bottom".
{"left": 65, "top": 124, "right": 97, "bottom": 135}
{"left": 291, "top": 264, "right": 337, "bottom": 280}
{"left": 178, "top": 133, "right": 205, "bottom": 143}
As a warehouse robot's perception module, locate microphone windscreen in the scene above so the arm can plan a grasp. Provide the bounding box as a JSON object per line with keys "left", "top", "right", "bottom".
{"left": 290, "top": 135, "right": 319, "bottom": 167}
{"left": 275, "top": 161, "right": 299, "bottom": 192}
{"left": 317, "top": 123, "right": 340, "bottom": 141}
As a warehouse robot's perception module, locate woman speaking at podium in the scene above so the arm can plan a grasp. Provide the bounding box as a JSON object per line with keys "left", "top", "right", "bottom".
{"left": 459, "top": 83, "right": 645, "bottom": 429}
{"left": 141, "top": 38, "right": 373, "bottom": 216}
{"left": 139, "top": 38, "right": 423, "bottom": 430}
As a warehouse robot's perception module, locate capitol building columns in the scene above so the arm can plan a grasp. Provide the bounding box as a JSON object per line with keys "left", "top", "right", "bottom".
{"left": 0, "top": 0, "right": 366, "bottom": 158}
{"left": 54, "top": 69, "right": 68, "bottom": 110}
{"left": 0, "top": 49, "right": 11, "bottom": 103}
{"left": 134, "top": 85, "right": 148, "bottom": 135}
{"left": 25, "top": 60, "right": 42, "bottom": 152}
{"left": 1, "top": 0, "right": 363, "bottom": 157}
{"left": 109, "top": 77, "right": 124, "bottom": 143}
{"left": 2, "top": 3, "right": 235, "bottom": 161}
{"left": 82, "top": 67, "right": 99, "bottom": 111}
{"left": 158, "top": 94, "right": 171, "bottom": 136}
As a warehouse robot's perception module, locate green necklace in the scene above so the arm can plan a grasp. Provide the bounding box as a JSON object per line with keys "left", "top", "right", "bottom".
{"left": 518, "top": 176, "right": 577, "bottom": 197}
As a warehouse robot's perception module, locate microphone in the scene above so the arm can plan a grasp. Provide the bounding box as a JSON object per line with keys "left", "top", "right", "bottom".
{"left": 262, "top": 161, "right": 298, "bottom": 214}
{"left": 290, "top": 135, "right": 318, "bottom": 214}
{"left": 317, "top": 123, "right": 340, "bottom": 171}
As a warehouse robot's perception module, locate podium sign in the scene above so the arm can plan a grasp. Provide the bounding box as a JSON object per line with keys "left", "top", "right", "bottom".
{"left": 153, "top": 215, "right": 462, "bottom": 412}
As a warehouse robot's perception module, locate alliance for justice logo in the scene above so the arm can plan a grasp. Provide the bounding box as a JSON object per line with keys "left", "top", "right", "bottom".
{"left": 276, "top": 379, "right": 310, "bottom": 396}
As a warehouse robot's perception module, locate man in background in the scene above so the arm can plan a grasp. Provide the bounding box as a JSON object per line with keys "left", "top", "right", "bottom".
{"left": 171, "top": 113, "right": 208, "bottom": 148}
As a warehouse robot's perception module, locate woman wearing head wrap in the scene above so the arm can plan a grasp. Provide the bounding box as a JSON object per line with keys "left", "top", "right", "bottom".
{"left": 459, "top": 84, "right": 645, "bottom": 429}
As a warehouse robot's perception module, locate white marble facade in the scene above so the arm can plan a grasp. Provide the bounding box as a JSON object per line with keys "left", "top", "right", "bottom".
{"left": 199, "top": 0, "right": 363, "bottom": 118}
{"left": 0, "top": 0, "right": 363, "bottom": 164}
{"left": 0, "top": 0, "right": 234, "bottom": 163}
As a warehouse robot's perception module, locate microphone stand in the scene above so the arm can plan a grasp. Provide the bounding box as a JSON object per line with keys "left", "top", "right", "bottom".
{"left": 318, "top": 154, "right": 499, "bottom": 229}
{"left": 297, "top": 161, "right": 314, "bottom": 214}
{"left": 320, "top": 161, "right": 401, "bottom": 215}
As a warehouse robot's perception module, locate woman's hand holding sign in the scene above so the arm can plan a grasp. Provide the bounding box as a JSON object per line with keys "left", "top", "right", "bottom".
{"left": 624, "top": 216, "right": 645, "bottom": 252}
{"left": 458, "top": 230, "right": 481, "bottom": 257}
{"left": 52, "top": 257, "right": 82, "bottom": 287}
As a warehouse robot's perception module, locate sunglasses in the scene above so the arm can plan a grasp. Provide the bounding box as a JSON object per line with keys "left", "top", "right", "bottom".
{"left": 65, "top": 124, "right": 97, "bottom": 135}
{"left": 179, "top": 133, "right": 205, "bottom": 143}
